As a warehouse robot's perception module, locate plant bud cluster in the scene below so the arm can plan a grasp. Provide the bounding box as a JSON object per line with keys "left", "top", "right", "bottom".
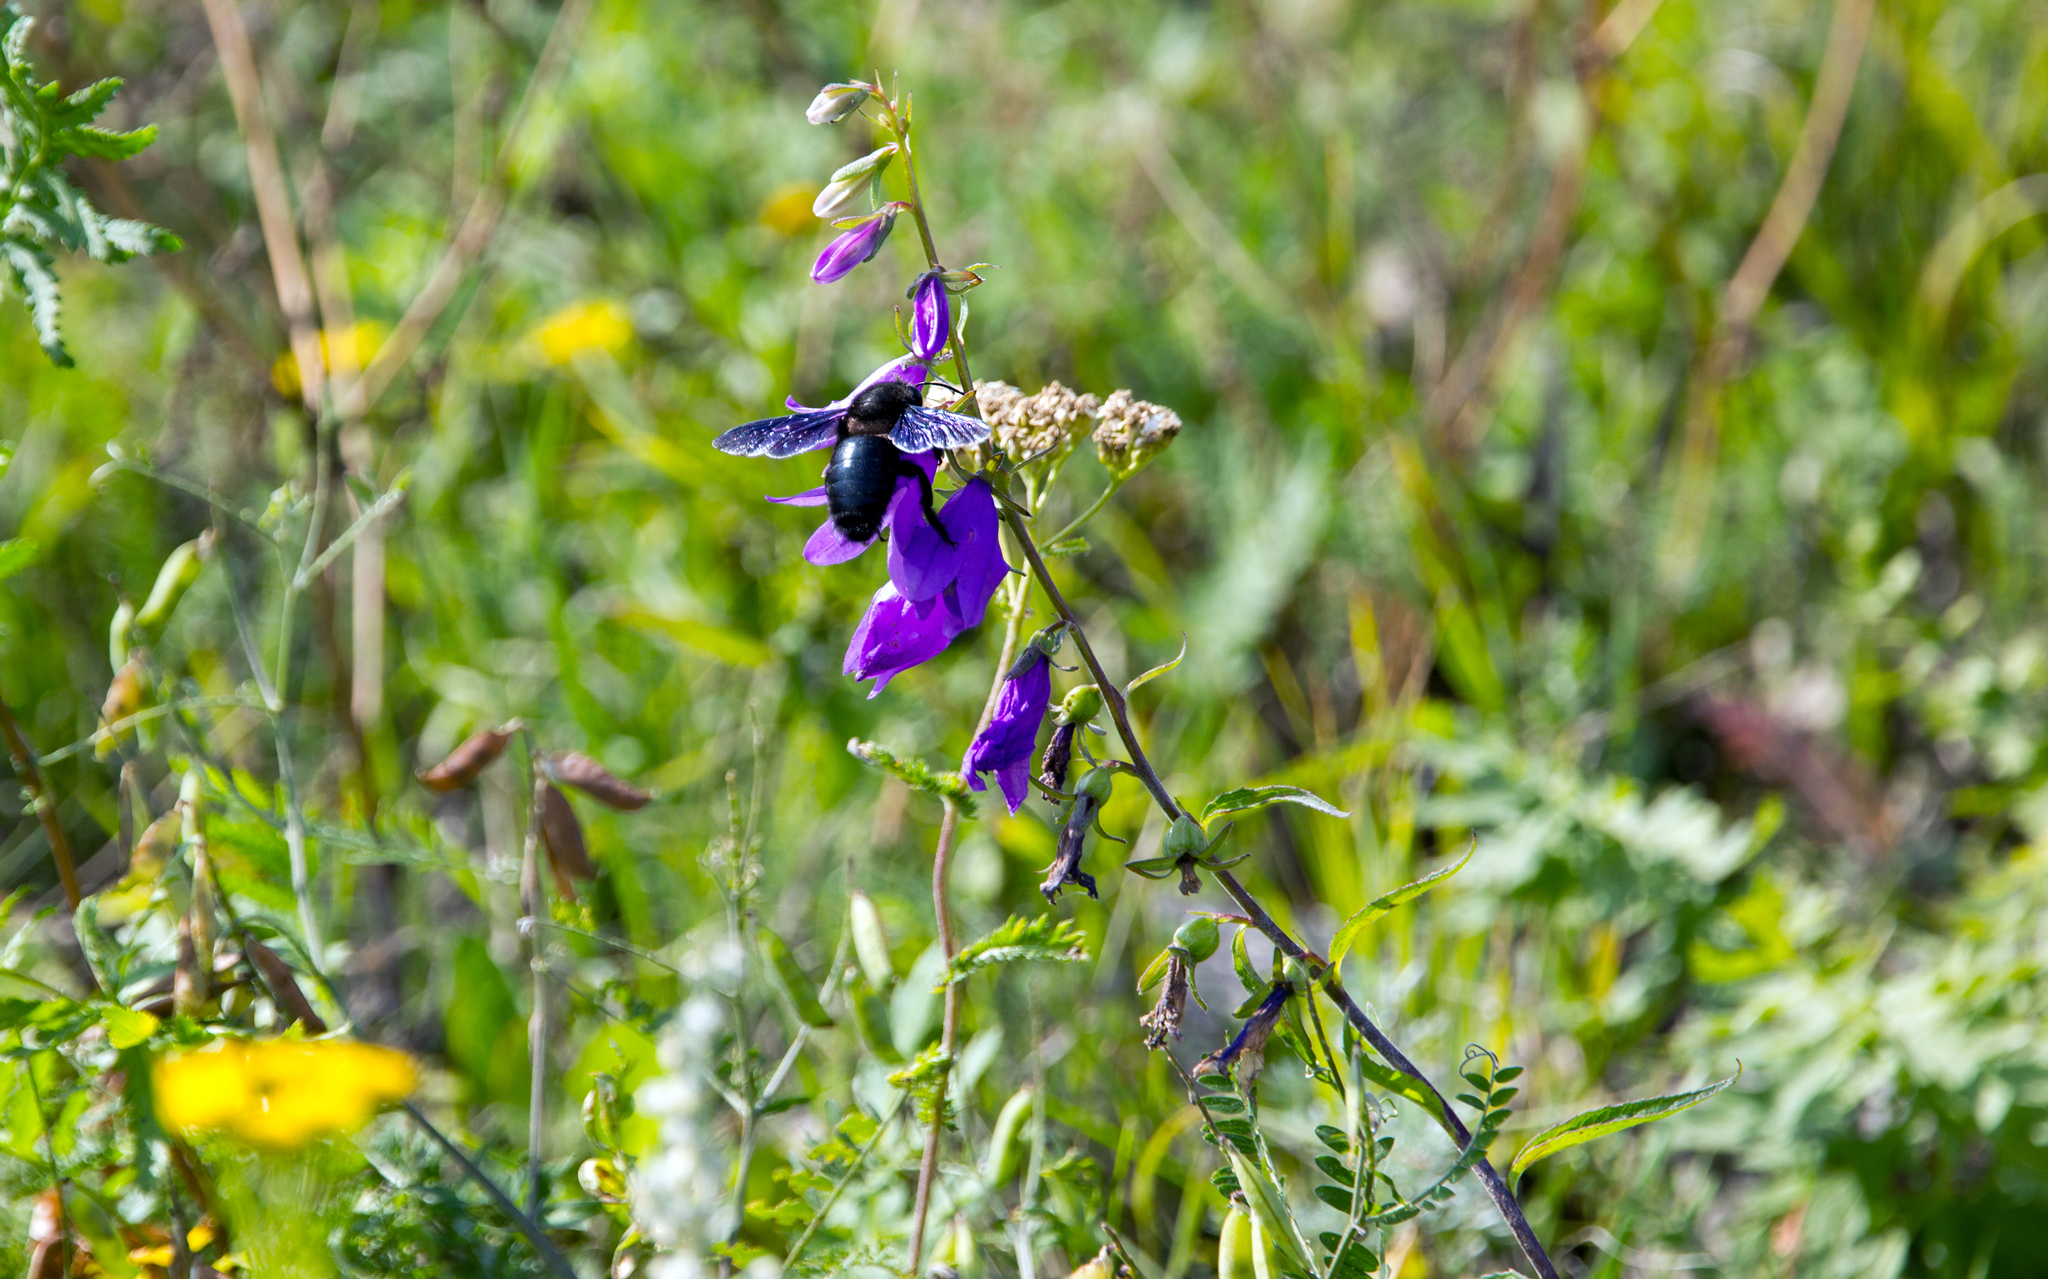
{"left": 1092, "top": 388, "right": 1183, "bottom": 480}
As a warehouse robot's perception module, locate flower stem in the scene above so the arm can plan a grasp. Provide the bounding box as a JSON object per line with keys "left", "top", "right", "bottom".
{"left": 0, "top": 691, "right": 82, "bottom": 913}
{"left": 999, "top": 508, "right": 1562, "bottom": 1279}
{"left": 1045, "top": 480, "right": 1122, "bottom": 549}
{"left": 520, "top": 770, "right": 548, "bottom": 1222}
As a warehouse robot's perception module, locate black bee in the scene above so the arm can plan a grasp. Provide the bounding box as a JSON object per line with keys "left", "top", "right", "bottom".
{"left": 714, "top": 379, "right": 990, "bottom": 543}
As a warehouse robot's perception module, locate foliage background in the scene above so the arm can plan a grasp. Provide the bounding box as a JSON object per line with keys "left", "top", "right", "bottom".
{"left": 4, "top": 0, "right": 2048, "bottom": 1275}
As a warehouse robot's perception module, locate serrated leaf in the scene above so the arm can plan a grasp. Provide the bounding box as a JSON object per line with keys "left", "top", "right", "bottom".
{"left": 848, "top": 738, "right": 975, "bottom": 813}
{"left": 758, "top": 928, "right": 834, "bottom": 1028}
{"left": 1201, "top": 784, "right": 1349, "bottom": 824}
{"left": 2, "top": 239, "right": 70, "bottom": 365}
{"left": 1509, "top": 1067, "right": 1740, "bottom": 1176}
{"left": 100, "top": 1003, "right": 158, "bottom": 1049}
{"left": 1328, "top": 839, "right": 1475, "bottom": 965}
{"left": 0, "top": 538, "right": 37, "bottom": 582}
{"left": 939, "top": 914, "right": 1087, "bottom": 988}
{"left": 59, "top": 123, "right": 155, "bottom": 161}
{"left": 1125, "top": 634, "right": 1188, "bottom": 696}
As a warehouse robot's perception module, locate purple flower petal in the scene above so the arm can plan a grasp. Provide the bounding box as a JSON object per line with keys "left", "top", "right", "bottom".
{"left": 940, "top": 478, "right": 1010, "bottom": 628}
{"left": 844, "top": 581, "right": 965, "bottom": 696}
{"left": 886, "top": 475, "right": 960, "bottom": 603}
{"left": 785, "top": 356, "right": 931, "bottom": 413}
{"left": 963, "top": 647, "right": 1052, "bottom": 812}
{"left": 804, "top": 517, "right": 875, "bottom": 565}
{"left": 767, "top": 486, "right": 829, "bottom": 507}
{"left": 811, "top": 213, "right": 895, "bottom": 284}
{"left": 907, "top": 271, "right": 949, "bottom": 361}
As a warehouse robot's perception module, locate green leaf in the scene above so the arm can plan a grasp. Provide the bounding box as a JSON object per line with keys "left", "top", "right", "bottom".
{"left": 1312, "top": 1183, "right": 1353, "bottom": 1211}
{"left": 1201, "top": 784, "right": 1349, "bottom": 824}
{"left": 100, "top": 1003, "right": 158, "bottom": 1050}
{"left": 72, "top": 897, "right": 120, "bottom": 992}
{"left": 758, "top": 928, "right": 834, "bottom": 1028}
{"left": 1125, "top": 634, "right": 1188, "bottom": 696}
{"left": 1124, "top": 856, "right": 1179, "bottom": 879}
{"left": 1328, "top": 839, "right": 1475, "bottom": 966}
{"left": 1509, "top": 1066, "right": 1741, "bottom": 1177}
{"left": 1137, "top": 946, "right": 1174, "bottom": 992}
{"left": 1225, "top": 1150, "right": 1313, "bottom": 1275}
{"left": 58, "top": 123, "right": 155, "bottom": 161}
{"left": 2, "top": 239, "right": 70, "bottom": 366}
{"left": 939, "top": 915, "right": 1087, "bottom": 988}
{"left": 1355, "top": 1053, "right": 1443, "bottom": 1115}
{"left": 0, "top": 538, "right": 37, "bottom": 582}
{"left": 1044, "top": 536, "right": 1089, "bottom": 557}
{"left": 847, "top": 738, "right": 975, "bottom": 814}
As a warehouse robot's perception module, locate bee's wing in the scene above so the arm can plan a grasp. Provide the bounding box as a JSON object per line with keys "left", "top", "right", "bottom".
{"left": 712, "top": 410, "right": 846, "bottom": 459}
{"left": 888, "top": 405, "right": 992, "bottom": 454}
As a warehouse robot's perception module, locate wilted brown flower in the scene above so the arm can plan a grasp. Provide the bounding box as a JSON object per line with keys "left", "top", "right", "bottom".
{"left": 1092, "top": 389, "right": 1183, "bottom": 479}
{"left": 1140, "top": 952, "right": 1190, "bottom": 1049}
{"left": 972, "top": 379, "right": 1101, "bottom": 468}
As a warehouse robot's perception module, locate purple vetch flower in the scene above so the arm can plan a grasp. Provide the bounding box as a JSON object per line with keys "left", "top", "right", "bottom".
{"left": 812, "top": 210, "right": 896, "bottom": 284}
{"left": 907, "top": 270, "right": 950, "bottom": 361}
{"left": 965, "top": 641, "right": 1056, "bottom": 814}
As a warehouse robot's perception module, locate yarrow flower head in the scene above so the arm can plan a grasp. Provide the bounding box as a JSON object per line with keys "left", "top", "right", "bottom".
{"left": 1092, "top": 388, "right": 1183, "bottom": 480}
{"left": 963, "top": 626, "right": 1063, "bottom": 812}
{"left": 812, "top": 207, "right": 900, "bottom": 284}
{"left": 907, "top": 270, "right": 949, "bottom": 361}
{"left": 968, "top": 379, "right": 1100, "bottom": 471}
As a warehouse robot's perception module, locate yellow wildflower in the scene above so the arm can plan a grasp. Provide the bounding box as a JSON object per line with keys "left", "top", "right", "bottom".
{"left": 154, "top": 1039, "right": 417, "bottom": 1150}
{"left": 530, "top": 299, "right": 634, "bottom": 366}
{"left": 270, "top": 321, "right": 386, "bottom": 399}
{"left": 759, "top": 181, "right": 820, "bottom": 236}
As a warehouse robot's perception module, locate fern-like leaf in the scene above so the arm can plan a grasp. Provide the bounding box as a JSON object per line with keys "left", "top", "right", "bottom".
{"left": 938, "top": 915, "right": 1088, "bottom": 988}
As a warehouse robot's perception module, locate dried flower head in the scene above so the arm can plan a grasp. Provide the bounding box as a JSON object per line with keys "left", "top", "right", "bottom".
{"left": 1092, "top": 389, "right": 1183, "bottom": 480}
{"left": 971, "top": 379, "right": 1101, "bottom": 468}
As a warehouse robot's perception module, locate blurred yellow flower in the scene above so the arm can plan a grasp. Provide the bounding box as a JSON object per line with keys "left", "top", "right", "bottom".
{"left": 154, "top": 1039, "right": 417, "bottom": 1150}
{"left": 270, "top": 321, "right": 386, "bottom": 399}
{"left": 759, "top": 182, "right": 820, "bottom": 236}
{"left": 531, "top": 299, "right": 634, "bottom": 366}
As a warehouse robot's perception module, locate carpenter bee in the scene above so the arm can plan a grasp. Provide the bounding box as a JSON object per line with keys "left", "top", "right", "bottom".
{"left": 714, "top": 379, "right": 990, "bottom": 544}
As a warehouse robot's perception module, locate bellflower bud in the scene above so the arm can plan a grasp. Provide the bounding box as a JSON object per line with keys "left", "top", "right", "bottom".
{"left": 805, "top": 82, "right": 873, "bottom": 125}
{"left": 812, "top": 210, "right": 897, "bottom": 284}
{"left": 907, "top": 269, "right": 950, "bottom": 360}
{"left": 812, "top": 144, "right": 897, "bottom": 219}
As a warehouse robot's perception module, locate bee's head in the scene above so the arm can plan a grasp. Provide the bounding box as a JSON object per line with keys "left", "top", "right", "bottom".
{"left": 848, "top": 378, "right": 923, "bottom": 421}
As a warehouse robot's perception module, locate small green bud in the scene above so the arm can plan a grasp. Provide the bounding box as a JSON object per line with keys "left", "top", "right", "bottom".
{"left": 1164, "top": 815, "right": 1207, "bottom": 860}
{"left": 1054, "top": 684, "right": 1102, "bottom": 726}
{"left": 108, "top": 599, "right": 135, "bottom": 672}
{"left": 1173, "top": 915, "right": 1220, "bottom": 963}
{"left": 1074, "top": 767, "right": 1114, "bottom": 803}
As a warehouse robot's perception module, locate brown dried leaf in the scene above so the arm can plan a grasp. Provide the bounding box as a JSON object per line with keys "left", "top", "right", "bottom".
{"left": 538, "top": 782, "right": 594, "bottom": 894}
{"left": 546, "top": 750, "right": 652, "bottom": 811}
{"left": 245, "top": 939, "right": 328, "bottom": 1034}
{"left": 416, "top": 726, "right": 515, "bottom": 792}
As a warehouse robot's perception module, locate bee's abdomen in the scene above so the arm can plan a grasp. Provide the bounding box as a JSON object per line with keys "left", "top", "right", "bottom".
{"left": 825, "top": 436, "right": 900, "bottom": 544}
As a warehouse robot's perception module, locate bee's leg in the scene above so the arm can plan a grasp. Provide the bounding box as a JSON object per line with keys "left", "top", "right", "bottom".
{"left": 902, "top": 458, "right": 956, "bottom": 546}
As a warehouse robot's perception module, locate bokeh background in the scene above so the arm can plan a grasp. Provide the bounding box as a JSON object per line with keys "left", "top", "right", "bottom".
{"left": 5, "top": 0, "right": 2048, "bottom": 1274}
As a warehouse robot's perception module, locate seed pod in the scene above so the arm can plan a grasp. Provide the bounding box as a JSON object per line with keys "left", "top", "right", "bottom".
{"left": 545, "top": 750, "right": 652, "bottom": 811}
{"left": 174, "top": 916, "right": 209, "bottom": 1017}
{"left": 982, "top": 1084, "right": 1034, "bottom": 1188}
{"left": 1164, "top": 815, "right": 1206, "bottom": 860}
{"left": 849, "top": 891, "right": 896, "bottom": 989}
{"left": 1217, "top": 1205, "right": 1252, "bottom": 1279}
{"left": 97, "top": 654, "right": 147, "bottom": 756}
{"left": 245, "top": 939, "right": 328, "bottom": 1034}
{"left": 135, "top": 529, "right": 215, "bottom": 631}
{"left": 416, "top": 725, "right": 514, "bottom": 791}
{"left": 108, "top": 599, "right": 135, "bottom": 673}
{"left": 1174, "top": 915, "right": 1221, "bottom": 963}
{"left": 537, "top": 782, "right": 593, "bottom": 895}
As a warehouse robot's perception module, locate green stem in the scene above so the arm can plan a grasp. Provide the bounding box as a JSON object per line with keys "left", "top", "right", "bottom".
{"left": 1045, "top": 479, "right": 1122, "bottom": 548}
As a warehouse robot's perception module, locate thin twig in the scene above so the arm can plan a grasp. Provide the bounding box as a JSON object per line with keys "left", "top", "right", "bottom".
{"left": 0, "top": 693, "right": 83, "bottom": 911}
{"left": 520, "top": 770, "right": 548, "bottom": 1221}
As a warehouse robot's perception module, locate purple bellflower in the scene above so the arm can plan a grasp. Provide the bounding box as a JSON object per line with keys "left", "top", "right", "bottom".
{"left": 907, "top": 270, "right": 950, "bottom": 361}
{"left": 812, "top": 210, "right": 896, "bottom": 284}
{"left": 963, "top": 639, "right": 1056, "bottom": 813}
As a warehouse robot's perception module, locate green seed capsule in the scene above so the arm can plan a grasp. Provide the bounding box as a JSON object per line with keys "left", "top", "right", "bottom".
{"left": 1164, "top": 815, "right": 1207, "bottom": 859}
{"left": 1174, "top": 915, "right": 1221, "bottom": 963}
{"left": 1075, "top": 767, "right": 1114, "bottom": 803}
{"left": 982, "top": 1084, "right": 1035, "bottom": 1189}
{"left": 1055, "top": 684, "right": 1103, "bottom": 726}
{"left": 135, "top": 529, "right": 215, "bottom": 631}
